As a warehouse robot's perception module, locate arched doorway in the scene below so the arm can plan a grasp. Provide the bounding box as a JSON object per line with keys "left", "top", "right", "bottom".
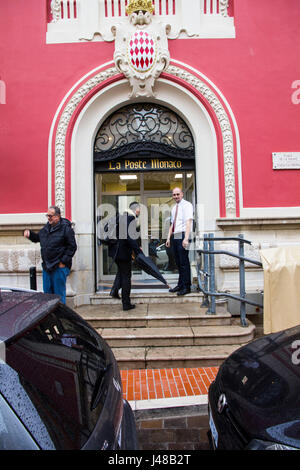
{"left": 50, "top": 61, "right": 240, "bottom": 301}
{"left": 94, "top": 103, "right": 196, "bottom": 289}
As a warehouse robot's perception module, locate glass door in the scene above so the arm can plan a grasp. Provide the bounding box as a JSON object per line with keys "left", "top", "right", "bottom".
{"left": 141, "top": 195, "right": 178, "bottom": 278}
{"left": 95, "top": 173, "right": 143, "bottom": 284}
{"left": 95, "top": 170, "right": 195, "bottom": 288}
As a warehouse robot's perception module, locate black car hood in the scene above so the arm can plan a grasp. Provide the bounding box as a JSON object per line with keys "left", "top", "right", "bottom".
{"left": 217, "top": 325, "right": 300, "bottom": 447}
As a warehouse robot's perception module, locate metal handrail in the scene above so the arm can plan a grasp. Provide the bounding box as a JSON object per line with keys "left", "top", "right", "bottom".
{"left": 197, "top": 233, "right": 263, "bottom": 327}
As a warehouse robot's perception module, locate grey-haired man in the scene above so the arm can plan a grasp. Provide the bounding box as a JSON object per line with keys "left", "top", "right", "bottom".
{"left": 24, "top": 206, "right": 77, "bottom": 303}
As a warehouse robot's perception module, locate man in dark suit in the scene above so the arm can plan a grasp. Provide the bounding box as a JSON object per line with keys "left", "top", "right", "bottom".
{"left": 108, "top": 203, "right": 141, "bottom": 311}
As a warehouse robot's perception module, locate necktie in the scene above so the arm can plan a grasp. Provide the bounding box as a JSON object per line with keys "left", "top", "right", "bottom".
{"left": 172, "top": 204, "right": 179, "bottom": 233}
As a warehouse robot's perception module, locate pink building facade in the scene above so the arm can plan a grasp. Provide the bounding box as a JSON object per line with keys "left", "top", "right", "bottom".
{"left": 0, "top": 0, "right": 299, "bottom": 304}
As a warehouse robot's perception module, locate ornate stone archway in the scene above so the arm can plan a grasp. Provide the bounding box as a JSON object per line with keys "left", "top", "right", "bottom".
{"left": 51, "top": 61, "right": 238, "bottom": 219}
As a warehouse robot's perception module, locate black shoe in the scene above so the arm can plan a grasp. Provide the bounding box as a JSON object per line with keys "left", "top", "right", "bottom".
{"left": 177, "top": 288, "right": 191, "bottom": 296}
{"left": 123, "top": 304, "right": 136, "bottom": 311}
{"left": 110, "top": 290, "right": 120, "bottom": 299}
{"left": 169, "top": 285, "right": 181, "bottom": 293}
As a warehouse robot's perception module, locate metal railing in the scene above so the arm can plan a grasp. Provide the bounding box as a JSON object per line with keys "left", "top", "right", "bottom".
{"left": 197, "top": 233, "right": 263, "bottom": 327}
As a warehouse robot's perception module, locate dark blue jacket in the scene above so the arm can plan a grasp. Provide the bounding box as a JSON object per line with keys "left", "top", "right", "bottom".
{"left": 29, "top": 218, "right": 77, "bottom": 272}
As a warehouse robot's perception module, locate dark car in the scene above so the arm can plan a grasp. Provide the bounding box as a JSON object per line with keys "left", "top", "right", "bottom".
{"left": 0, "top": 287, "right": 138, "bottom": 450}
{"left": 208, "top": 324, "right": 300, "bottom": 450}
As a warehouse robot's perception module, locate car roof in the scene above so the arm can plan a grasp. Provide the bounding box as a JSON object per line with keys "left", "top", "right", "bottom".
{"left": 0, "top": 290, "right": 60, "bottom": 343}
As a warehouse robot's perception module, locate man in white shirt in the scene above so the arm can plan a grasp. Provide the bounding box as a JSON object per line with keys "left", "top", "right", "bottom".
{"left": 166, "top": 188, "right": 194, "bottom": 295}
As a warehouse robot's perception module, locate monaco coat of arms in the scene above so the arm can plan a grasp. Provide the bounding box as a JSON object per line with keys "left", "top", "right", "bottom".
{"left": 113, "top": 0, "right": 170, "bottom": 98}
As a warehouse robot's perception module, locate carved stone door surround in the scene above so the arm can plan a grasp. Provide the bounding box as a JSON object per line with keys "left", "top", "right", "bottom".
{"left": 51, "top": 61, "right": 238, "bottom": 219}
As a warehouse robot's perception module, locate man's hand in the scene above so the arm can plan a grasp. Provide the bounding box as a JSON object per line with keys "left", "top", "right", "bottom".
{"left": 182, "top": 238, "right": 189, "bottom": 249}
{"left": 166, "top": 238, "right": 171, "bottom": 248}
{"left": 24, "top": 230, "right": 30, "bottom": 238}
{"left": 59, "top": 262, "right": 66, "bottom": 268}
{"left": 182, "top": 219, "right": 192, "bottom": 249}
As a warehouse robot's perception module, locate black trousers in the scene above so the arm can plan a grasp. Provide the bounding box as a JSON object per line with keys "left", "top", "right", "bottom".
{"left": 171, "top": 233, "right": 191, "bottom": 289}
{"left": 115, "top": 260, "right": 132, "bottom": 307}
{"left": 111, "top": 270, "right": 121, "bottom": 293}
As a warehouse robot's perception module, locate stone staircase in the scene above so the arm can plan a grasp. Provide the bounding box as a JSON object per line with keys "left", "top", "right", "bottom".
{"left": 75, "top": 291, "right": 256, "bottom": 369}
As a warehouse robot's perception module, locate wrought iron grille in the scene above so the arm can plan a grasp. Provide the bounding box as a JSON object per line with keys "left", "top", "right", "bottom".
{"left": 94, "top": 104, "right": 195, "bottom": 161}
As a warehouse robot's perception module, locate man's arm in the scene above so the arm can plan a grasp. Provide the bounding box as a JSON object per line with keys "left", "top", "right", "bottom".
{"left": 24, "top": 229, "right": 40, "bottom": 243}
{"left": 182, "top": 219, "right": 192, "bottom": 249}
{"left": 182, "top": 201, "right": 194, "bottom": 248}
{"left": 166, "top": 223, "right": 173, "bottom": 248}
{"left": 127, "top": 215, "right": 142, "bottom": 256}
{"left": 60, "top": 225, "right": 77, "bottom": 267}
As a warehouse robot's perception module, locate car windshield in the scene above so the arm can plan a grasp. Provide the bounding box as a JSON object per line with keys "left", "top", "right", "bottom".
{"left": 1, "top": 305, "right": 108, "bottom": 450}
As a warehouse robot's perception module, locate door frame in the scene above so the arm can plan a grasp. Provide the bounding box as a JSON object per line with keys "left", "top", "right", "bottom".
{"left": 141, "top": 191, "right": 178, "bottom": 282}
{"left": 95, "top": 170, "right": 196, "bottom": 287}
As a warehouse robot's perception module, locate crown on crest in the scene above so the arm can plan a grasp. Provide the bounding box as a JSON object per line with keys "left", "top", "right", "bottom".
{"left": 126, "top": 0, "right": 155, "bottom": 15}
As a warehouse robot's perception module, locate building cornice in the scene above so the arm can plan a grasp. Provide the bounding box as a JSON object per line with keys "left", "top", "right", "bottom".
{"left": 217, "top": 217, "right": 300, "bottom": 229}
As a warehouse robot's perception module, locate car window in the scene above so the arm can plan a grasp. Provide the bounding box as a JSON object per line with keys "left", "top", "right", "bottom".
{"left": 2, "top": 305, "right": 108, "bottom": 449}
{"left": 0, "top": 392, "right": 39, "bottom": 450}
{"left": 0, "top": 363, "right": 55, "bottom": 449}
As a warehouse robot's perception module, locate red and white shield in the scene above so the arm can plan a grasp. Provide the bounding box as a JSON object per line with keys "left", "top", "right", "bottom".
{"left": 128, "top": 31, "right": 156, "bottom": 73}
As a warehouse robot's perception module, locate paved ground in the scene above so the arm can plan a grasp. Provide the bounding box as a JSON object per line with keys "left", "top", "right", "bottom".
{"left": 121, "top": 366, "right": 218, "bottom": 404}
{"left": 120, "top": 366, "right": 216, "bottom": 450}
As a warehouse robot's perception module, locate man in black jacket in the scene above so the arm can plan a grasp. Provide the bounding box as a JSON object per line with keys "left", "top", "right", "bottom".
{"left": 110, "top": 202, "right": 140, "bottom": 301}
{"left": 24, "top": 206, "right": 77, "bottom": 304}
{"left": 108, "top": 206, "right": 141, "bottom": 311}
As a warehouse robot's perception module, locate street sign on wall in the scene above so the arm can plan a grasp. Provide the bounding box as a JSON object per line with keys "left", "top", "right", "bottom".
{"left": 272, "top": 152, "right": 300, "bottom": 170}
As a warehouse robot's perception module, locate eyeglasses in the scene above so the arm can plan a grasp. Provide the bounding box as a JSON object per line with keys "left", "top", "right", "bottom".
{"left": 46, "top": 214, "right": 55, "bottom": 219}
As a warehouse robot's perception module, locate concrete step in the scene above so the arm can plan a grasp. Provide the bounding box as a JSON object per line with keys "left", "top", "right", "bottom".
{"left": 75, "top": 303, "right": 231, "bottom": 329}
{"left": 98, "top": 322, "right": 255, "bottom": 348}
{"left": 90, "top": 291, "right": 203, "bottom": 305}
{"left": 75, "top": 300, "right": 256, "bottom": 370}
{"left": 111, "top": 344, "right": 244, "bottom": 369}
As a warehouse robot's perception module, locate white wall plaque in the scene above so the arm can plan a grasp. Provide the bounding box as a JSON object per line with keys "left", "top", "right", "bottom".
{"left": 272, "top": 152, "right": 300, "bottom": 169}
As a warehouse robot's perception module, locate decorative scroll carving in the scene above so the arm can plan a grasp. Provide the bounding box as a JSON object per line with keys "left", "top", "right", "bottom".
{"left": 50, "top": 0, "right": 61, "bottom": 22}
{"left": 219, "top": 0, "right": 229, "bottom": 17}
